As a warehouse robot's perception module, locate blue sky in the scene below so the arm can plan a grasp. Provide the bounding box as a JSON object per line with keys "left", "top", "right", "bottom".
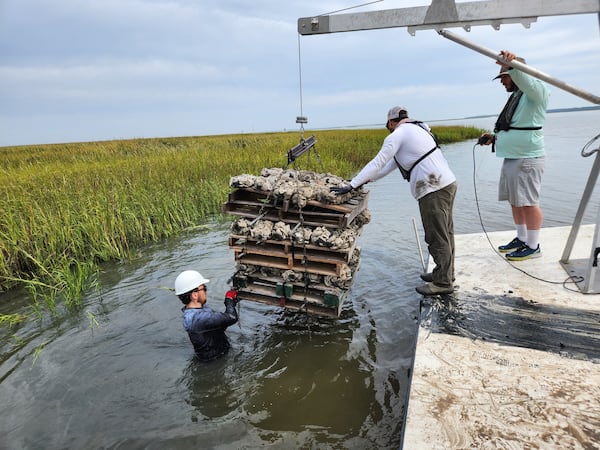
{"left": 1, "top": 0, "right": 599, "bottom": 146}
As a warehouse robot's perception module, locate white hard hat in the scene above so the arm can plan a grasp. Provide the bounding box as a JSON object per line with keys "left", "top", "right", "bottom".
{"left": 174, "top": 270, "right": 210, "bottom": 295}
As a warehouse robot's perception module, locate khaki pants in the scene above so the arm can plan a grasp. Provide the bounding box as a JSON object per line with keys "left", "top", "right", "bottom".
{"left": 418, "top": 182, "right": 457, "bottom": 288}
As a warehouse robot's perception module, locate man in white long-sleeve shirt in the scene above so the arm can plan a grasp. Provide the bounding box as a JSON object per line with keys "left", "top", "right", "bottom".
{"left": 331, "top": 106, "right": 457, "bottom": 295}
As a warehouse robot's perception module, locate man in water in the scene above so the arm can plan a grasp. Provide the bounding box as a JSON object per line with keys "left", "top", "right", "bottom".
{"left": 480, "top": 50, "right": 550, "bottom": 261}
{"left": 174, "top": 270, "right": 239, "bottom": 361}
{"left": 331, "top": 105, "right": 457, "bottom": 296}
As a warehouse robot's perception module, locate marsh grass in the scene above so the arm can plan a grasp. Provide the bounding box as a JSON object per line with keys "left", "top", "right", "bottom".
{"left": 1, "top": 126, "right": 483, "bottom": 313}
{"left": 0, "top": 313, "right": 27, "bottom": 327}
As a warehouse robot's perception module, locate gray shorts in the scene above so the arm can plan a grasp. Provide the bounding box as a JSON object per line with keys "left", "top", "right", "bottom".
{"left": 498, "top": 157, "right": 545, "bottom": 206}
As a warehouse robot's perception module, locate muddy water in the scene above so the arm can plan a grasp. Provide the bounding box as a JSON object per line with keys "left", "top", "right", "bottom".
{"left": 0, "top": 110, "right": 598, "bottom": 449}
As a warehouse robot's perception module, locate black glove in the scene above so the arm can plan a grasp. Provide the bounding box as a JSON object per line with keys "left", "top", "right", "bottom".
{"left": 477, "top": 134, "right": 493, "bottom": 146}
{"left": 225, "top": 289, "right": 238, "bottom": 303}
{"left": 330, "top": 183, "right": 353, "bottom": 195}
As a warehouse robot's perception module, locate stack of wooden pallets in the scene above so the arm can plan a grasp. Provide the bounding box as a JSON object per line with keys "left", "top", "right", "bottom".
{"left": 224, "top": 178, "right": 369, "bottom": 318}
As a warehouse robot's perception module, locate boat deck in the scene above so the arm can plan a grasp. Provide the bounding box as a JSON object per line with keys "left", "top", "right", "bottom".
{"left": 403, "top": 225, "right": 600, "bottom": 449}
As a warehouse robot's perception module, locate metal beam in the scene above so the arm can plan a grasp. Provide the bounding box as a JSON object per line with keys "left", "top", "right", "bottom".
{"left": 298, "top": 0, "right": 600, "bottom": 35}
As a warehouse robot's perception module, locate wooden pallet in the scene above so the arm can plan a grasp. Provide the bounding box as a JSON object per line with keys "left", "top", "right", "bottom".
{"left": 232, "top": 274, "right": 346, "bottom": 318}
{"left": 224, "top": 188, "right": 369, "bottom": 229}
{"left": 228, "top": 234, "right": 358, "bottom": 263}
{"left": 225, "top": 185, "right": 368, "bottom": 318}
{"left": 233, "top": 251, "right": 348, "bottom": 277}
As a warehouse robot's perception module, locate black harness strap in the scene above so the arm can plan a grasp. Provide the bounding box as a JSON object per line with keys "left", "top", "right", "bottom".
{"left": 491, "top": 126, "right": 543, "bottom": 153}
{"left": 393, "top": 121, "right": 440, "bottom": 182}
{"left": 394, "top": 146, "right": 438, "bottom": 181}
{"left": 494, "top": 90, "right": 543, "bottom": 133}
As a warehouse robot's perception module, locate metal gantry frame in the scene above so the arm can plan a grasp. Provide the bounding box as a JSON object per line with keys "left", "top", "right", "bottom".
{"left": 298, "top": 0, "right": 600, "bottom": 36}
{"left": 298, "top": 0, "right": 600, "bottom": 292}
{"left": 560, "top": 135, "right": 600, "bottom": 293}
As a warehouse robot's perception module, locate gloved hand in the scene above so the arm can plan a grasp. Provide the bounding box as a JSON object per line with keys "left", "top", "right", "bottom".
{"left": 477, "top": 134, "right": 494, "bottom": 146}
{"left": 330, "top": 183, "right": 353, "bottom": 195}
{"left": 225, "top": 289, "right": 238, "bottom": 303}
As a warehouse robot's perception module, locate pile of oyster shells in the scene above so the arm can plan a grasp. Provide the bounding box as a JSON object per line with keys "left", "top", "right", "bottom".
{"left": 229, "top": 168, "right": 370, "bottom": 291}
{"left": 230, "top": 167, "right": 364, "bottom": 208}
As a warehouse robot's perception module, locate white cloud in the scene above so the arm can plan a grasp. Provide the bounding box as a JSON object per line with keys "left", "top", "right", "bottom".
{"left": 0, "top": 0, "right": 599, "bottom": 146}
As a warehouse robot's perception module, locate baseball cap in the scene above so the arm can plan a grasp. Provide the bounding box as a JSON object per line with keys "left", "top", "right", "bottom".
{"left": 493, "top": 57, "right": 526, "bottom": 80}
{"left": 387, "top": 106, "right": 408, "bottom": 121}
{"left": 493, "top": 66, "right": 512, "bottom": 80}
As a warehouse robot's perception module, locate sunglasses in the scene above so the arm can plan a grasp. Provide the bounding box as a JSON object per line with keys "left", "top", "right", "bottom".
{"left": 193, "top": 286, "right": 207, "bottom": 293}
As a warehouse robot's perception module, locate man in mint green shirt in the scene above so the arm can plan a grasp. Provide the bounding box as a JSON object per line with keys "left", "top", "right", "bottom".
{"left": 480, "top": 50, "right": 550, "bottom": 261}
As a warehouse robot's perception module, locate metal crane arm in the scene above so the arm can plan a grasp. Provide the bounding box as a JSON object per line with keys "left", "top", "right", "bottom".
{"left": 298, "top": 0, "right": 600, "bottom": 35}
{"left": 297, "top": 0, "right": 600, "bottom": 104}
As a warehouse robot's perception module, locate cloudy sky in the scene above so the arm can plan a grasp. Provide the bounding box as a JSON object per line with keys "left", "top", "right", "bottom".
{"left": 1, "top": 0, "right": 599, "bottom": 146}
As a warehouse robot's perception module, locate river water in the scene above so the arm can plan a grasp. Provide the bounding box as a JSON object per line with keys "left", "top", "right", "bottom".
{"left": 1, "top": 110, "right": 599, "bottom": 449}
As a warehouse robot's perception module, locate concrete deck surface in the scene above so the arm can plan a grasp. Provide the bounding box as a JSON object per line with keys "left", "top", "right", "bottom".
{"left": 403, "top": 225, "right": 600, "bottom": 449}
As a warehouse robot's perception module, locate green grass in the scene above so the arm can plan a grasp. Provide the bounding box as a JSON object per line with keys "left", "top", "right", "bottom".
{"left": 0, "top": 126, "right": 483, "bottom": 311}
